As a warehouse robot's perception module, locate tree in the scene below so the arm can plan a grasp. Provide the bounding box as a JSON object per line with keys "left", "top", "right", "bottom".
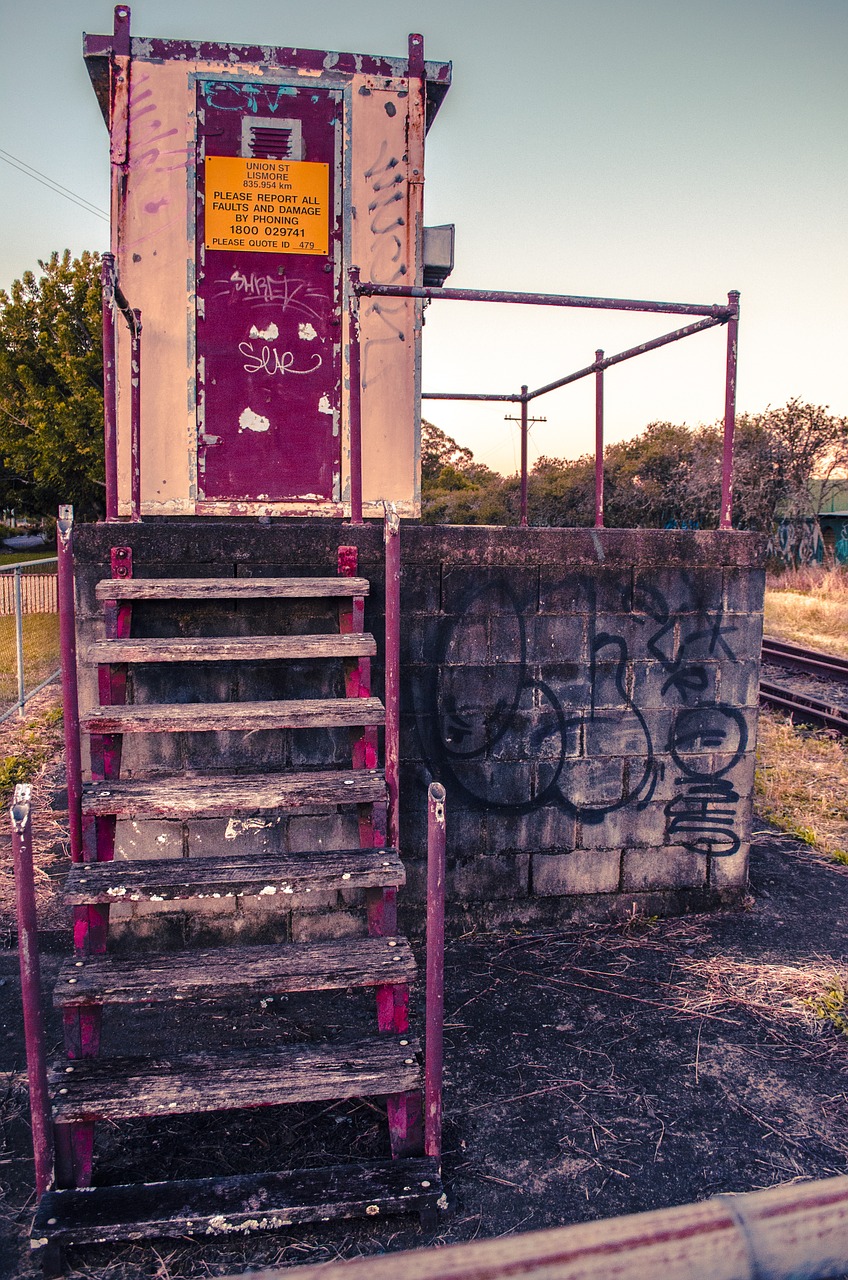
{"left": 418, "top": 401, "right": 847, "bottom": 531}
{"left": 421, "top": 419, "right": 475, "bottom": 484}
{"left": 752, "top": 399, "right": 848, "bottom": 521}
{"left": 421, "top": 419, "right": 509, "bottom": 524}
{"left": 0, "top": 250, "right": 104, "bottom": 518}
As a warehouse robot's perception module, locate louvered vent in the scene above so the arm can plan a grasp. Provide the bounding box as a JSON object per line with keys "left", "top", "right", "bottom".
{"left": 250, "top": 127, "right": 293, "bottom": 158}
{"left": 241, "top": 117, "right": 304, "bottom": 161}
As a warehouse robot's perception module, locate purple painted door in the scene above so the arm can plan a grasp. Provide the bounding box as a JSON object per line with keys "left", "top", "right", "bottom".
{"left": 196, "top": 81, "right": 342, "bottom": 504}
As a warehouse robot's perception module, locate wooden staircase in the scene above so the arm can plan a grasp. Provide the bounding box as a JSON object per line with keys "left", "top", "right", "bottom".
{"left": 30, "top": 514, "right": 444, "bottom": 1268}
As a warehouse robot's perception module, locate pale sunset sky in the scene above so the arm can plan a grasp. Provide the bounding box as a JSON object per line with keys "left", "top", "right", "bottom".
{"left": 0, "top": 0, "right": 845, "bottom": 473}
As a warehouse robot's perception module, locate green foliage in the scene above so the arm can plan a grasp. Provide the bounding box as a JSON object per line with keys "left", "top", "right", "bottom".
{"left": 0, "top": 250, "right": 104, "bottom": 518}
{"left": 0, "top": 703, "right": 63, "bottom": 795}
{"left": 421, "top": 419, "right": 511, "bottom": 524}
{"left": 420, "top": 402, "right": 847, "bottom": 530}
{"left": 807, "top": 978, "right": 848, "bottom": 1037}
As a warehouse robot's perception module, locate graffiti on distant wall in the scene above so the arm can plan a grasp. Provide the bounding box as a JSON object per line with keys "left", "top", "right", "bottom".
{"left": 765, "top": 519, "right": 824, "bottom": 569}
{"left": 413, "top": 572, "right": 746, "bottom": 857}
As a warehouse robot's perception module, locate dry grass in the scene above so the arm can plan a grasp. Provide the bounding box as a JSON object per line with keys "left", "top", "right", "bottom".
{"left": 758, "top": 564, "right": 848, "bottom": 863}
{"left": 675, "top": 955, "right": 848, "bottom": 1036}
{"left": 755, "top": 709, "right": 848, "bottom": 863}
{"left": 765, "top": 565, "right": 848, "bottom": 656}
{"left": 0, "top": 687, "right": 68, "bottom": 936}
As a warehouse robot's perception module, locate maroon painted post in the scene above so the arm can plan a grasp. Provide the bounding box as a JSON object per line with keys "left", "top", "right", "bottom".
{"left": 425, "top": 782, "right": 446, "bottom": 1161}
{"left": 520, "top": 386, "right": 529, "bottom": 528}
{"left": 720, "top": 291, "right": 740, "bottom": 531}
{"left": 10, "top": 784, "right": 54, "bottom": 1196}
{"left": 384, "top": 505, "right": 401, "bottom": 850}
{"left": 101, "top": 255, "right": 118, "bottom": 521}
{"left": 57, "top": 506, "right": 82, "bottom": 864}
{"left": 130, "top": 308, "right": 142, "bottom": 522}
{"left": 348, "top": 267, "right": 364, "bottom": 525}
{"left": 594, "top": 349, "right": 605, "bottom": 529}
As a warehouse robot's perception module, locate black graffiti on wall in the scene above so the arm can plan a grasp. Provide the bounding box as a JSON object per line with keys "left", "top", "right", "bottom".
{"left": 665, "top": 705, "right": 746, "bottom": 857}
{"left": 412, "top": 570, "right": 747, "bottom": 856}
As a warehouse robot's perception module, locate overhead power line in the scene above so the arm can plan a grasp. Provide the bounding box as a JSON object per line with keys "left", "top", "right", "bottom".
{"left": 0, "top": 148, "right": 109, "bottom": 222}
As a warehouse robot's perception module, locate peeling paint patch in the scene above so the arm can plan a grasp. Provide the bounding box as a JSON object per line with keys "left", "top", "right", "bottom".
{"left": 249, "top": 321, "right": 279, "bottom": 340}
{"left": 318, "top": 395, "right": 334, "bottom": 416}
{"left": 225, "top": 817, "right": 273, "bottom": 839}
{"left": 238, "top": 407, "right": 270, "bottom": 433}
{"left": 298, "top": 322, "right": 318, "bottom": 341}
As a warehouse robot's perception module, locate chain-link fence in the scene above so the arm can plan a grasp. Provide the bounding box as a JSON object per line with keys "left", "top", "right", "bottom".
{"left": 0, "top": 558, "right": 60, "bottom": 723}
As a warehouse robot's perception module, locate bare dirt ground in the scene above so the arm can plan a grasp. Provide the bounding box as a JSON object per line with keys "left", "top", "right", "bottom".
{"left": 1, "top": 700, "right": 847, "bottom": 1278}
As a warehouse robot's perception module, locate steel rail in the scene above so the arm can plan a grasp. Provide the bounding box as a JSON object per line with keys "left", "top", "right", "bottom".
{"left": 759, "top": 679, "right": 848, "bottom": 734}
{"left": 761, "top": 635, "right": 848, "bottom": 683}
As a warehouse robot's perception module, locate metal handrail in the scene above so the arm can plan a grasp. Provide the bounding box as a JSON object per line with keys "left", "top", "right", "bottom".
{"left": 101, "top": 253, "right": 142, "bottom": 522}
{"left": 425, "top": 782, "right": 446, "bottom": 1162}
{"left": 355, "top": 279, "right": 740, "bottom": 531}
{"left": 9, "top": 785, "right": 54, "bottom": 1196}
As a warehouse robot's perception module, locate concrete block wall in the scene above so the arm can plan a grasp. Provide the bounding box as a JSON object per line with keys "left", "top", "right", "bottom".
{"left": 73, "top": 521, "right": 765, "bottom": 942}
{"left": 399, "top": 526, "right": 763, "bottom": 931}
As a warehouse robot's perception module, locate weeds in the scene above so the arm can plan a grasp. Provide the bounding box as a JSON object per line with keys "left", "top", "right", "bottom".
{"left": 807, "top": 976, "right": 848, "bottom": 1038}
{"left": 755, "top": 709, "right": 848, "bottom": 865}
{"left": 0, "top": 702, "right": 63, "bottom": 798}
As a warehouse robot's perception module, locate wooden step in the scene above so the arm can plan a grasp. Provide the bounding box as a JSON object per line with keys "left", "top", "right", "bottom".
{"left": 54, "top": 936, "right": 415, "bottom": 1007}
{"left": 81, "top": 768, "right": 386, "bottom": 817}
{"left": 62, "top": 848, "right": 405, "bottom": 905}
{"left": 82, "top": 697, "right": 385, "bottom": 734}
{"left": 49, "top": 1036, "right": 422, "bottom": 1121}
{"left": 95, "top": 576, "right": 370, "bottom": 601}
{"left": 32, "top": 1158, "right": 444, "bottom": 1249}
{"left": 84, "top": 633, "right": 377, "bottom": 664}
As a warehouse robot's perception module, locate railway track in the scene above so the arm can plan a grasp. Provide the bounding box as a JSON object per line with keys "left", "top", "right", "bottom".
{"left": 759, "top": 635, "right": 848, "bottom": 733}
{"left": 761, "top": 635, "right": 848, "bottom": 681}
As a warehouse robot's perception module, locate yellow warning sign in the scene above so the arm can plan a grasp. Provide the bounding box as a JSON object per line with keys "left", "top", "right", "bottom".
{"left": 205, "top": 156, "right": 329, "bottom": 255}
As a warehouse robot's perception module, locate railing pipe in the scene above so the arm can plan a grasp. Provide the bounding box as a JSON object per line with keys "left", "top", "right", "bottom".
{"left": 356, "top": 281, "right": 733, "bottom": 320}
{"left": 527, "top": 314, "right": 723, "bottom": 401}
{"left": 14, "top": 567, "right": 25, "bottom": 714}
{"left": 425, "top": 781, "right": 446, "bottom": 1162}
{"left": 595, "top": 349, "right": 605, "bottom": 529}
{"left": 422, "top": 392, "right": 524, "bottom": 404}
{"left": 520, "top": 386, "right": 529, "bottom": 528}
{"left": 57, "top": 506, "right": 83, "bottom": 863}
{"left": 720, "top": 290, "right": 740, "bottom": 530}
{"left": 101, "top": 253, "right": 118, "bottom": 521}
{"left": 348, "top": 268, "right": 364, "bottom": 525}
{"left": 10, "top": 785, "right": 54, "bottom": 1196}
{"left": 384, "top": 505, "right": 401, "bottom": 849}
{"left": 129, "top": 308, "right": 142, "bottom": 521}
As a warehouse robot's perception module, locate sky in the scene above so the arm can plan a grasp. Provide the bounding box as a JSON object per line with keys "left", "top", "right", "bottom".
{"left": 0, "top": 0, "right": 845, "bottom": 475}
